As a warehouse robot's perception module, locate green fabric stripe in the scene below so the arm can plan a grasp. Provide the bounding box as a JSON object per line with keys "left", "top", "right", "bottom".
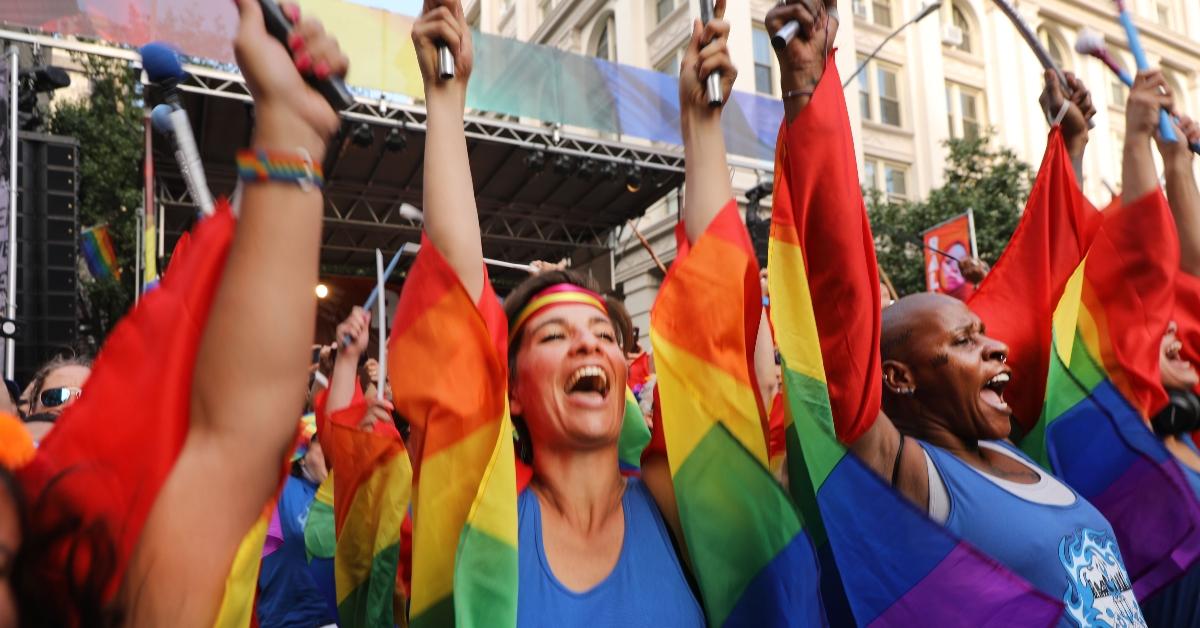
{"left": 674, "top": 422, "right": 803, "bottom": 626}
{"left": 1022, "top": 330, "right": 1106, "bottom": 467}
{"left": 619, "top": 390, "right": 651, "bottom": 470}
{"left": 304, "top": 496, "right": 336, "bottom": 561}
{"left": 454, "top": 523, "right": 519, "bottom": 628}
{"left": 781, "top": 364, "right": 844, "bottom": 494}
{"left": 784, "top": 422, "right": 826, "bottom": 548}
{"left": 410, "top": 594, "right": 455, "bottom": 628}
{"left": 336, "top": 542, "right": 400, "bottom": 628}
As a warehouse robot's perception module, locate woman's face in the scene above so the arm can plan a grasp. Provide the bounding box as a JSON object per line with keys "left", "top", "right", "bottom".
{"left": 0, "top": 484, "right": 19, "bottom": 628}
{"left": 1161, "top": 322, "right": 1199, "bottom": 391}
{"left": 511, "top": 303, "right": 627, "bottom": 457}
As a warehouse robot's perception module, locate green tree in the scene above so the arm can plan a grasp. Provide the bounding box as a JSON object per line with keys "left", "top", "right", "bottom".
{"left": 868, "top": 133, "right": 1034, "bottom": 296}
{"left": 48, "top": 54, "right": 144, "bottom": 340}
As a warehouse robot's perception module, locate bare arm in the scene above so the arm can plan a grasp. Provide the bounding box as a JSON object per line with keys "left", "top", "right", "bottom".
{"left": 1038, "top": 70, "right": 1095, "bottom": 185}
{"left": 327, "top": 307, "right": 370, "bottom": 413}
{"left": 1124, "top": 70, "right": 1173, "bottom": 204}
{"left": 412, "top": 0, "right": 484, "bottom": 302}
{"left": 1158, "top": 116, "right": 1200, "bottom": 275}
{"left": 125, "top": 1, "right": 344, "bottom": 622}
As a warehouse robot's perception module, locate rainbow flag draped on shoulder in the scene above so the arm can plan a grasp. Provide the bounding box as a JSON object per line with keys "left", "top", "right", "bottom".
{"left": 767, "top": 58, "right": 1063, "bottom": 626}
{"left": 619, "top": 387, "right": 651, "bottom": 475}
{"left": 1022, "top": 190, "right": 1200, "bottom": 598}
{"left": 390, "top": 235, "right": 518, "bottom": 628}
{"left": 651, "top": 200, "right": 825, "bottom": 626}
{"left": 325, "top": 396, "right": 412, "bottom": 627}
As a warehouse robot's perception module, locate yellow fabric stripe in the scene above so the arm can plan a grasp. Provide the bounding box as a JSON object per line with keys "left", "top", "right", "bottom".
{"left": 767, "top": 238, "right": 828, "bottom": 385}
{"left": 1052, "top": 260, "right": 1088, "bottom": 365}
{"left": 461, "top": 408, "right": 519, "bottom": 547}
{"left": 652, "top": 332, "right": 766, "bottom": 471}
{"left": 212, "top": 508, "right": 272, "bottom": 628}
{"left": 335, "top": 452, "right": 412, "bottom": 605}
{"left": 408, "top": 418, "right": 505, "bottom": 617}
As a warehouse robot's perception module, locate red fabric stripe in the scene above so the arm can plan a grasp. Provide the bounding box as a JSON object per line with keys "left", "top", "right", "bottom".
{"left": 1177, "top": 271, "right": 1200, "bottom": 395}
{"left": 1085, "top": 189, "right": 1178, "bottom": 417}
{"left": 773, "top": 56, "right": 882, "bottom": 445}
{"left": 967, "top": 129, "right": 1103, "bottom": 431}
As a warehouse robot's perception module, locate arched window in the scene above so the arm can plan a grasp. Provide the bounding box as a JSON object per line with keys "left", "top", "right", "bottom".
{"left": 1037, "top": 25, "right": 1070, "bottom": 71}
{"left": 1165, "top": 69, "right": 1189, "bottom": 116}
{"left": 950, "top": 4, "right": 973, "bottom": 54}
{"left": 593, "top": 15, "right": 615, "bottom": 61}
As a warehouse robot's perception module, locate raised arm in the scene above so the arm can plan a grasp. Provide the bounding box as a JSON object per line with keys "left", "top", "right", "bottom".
{"left": 327, "top": 307, "right": 370, "bottom": 414}
{"left": 681, "top": 0, "right": 735, "bottom": 243}
{"left": 1157, "top": 116, "right": 1200, "bottom": 276}
{"left": 1038, "top": 70, "right": 1095, "bottom": 184}
{"left": 412, "top": 0, "right": 484, "bottom": 302}
{"left": 1125, "top": 70, "right": 1173, "bottom": 204}
{"left": 127, "top": 0, "right": 345, "bottom": 621}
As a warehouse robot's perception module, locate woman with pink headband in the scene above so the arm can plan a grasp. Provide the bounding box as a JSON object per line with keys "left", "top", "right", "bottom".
{"left": 391, "top": 0, "right": 761, "bottom": 623}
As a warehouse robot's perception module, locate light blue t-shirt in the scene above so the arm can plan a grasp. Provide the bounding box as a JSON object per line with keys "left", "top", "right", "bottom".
{"left": 516, "top": 477, "right": 705, "bottom": 627}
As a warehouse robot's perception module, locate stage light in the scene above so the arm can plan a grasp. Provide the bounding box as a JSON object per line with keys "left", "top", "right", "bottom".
{"left": 525, "top": 149, "right": 546, "bottom": 172}
{"left": 598, "top": 161, "right": 619, "bottom": 181}
{"left": 384, "top": 127, "right": 408, "bottom": 152}
{"left": 625, "top": 164, "right": 643, "bottom": 193}
{"left": 315, "top": 284, "right": 329, "bottom": 299}
{"left": 552, "top": 154, "right": 575, "bottom": 176}
{"left": 351, "top": 122, "right": 374, "bottom": 148}
{"left": 577, "top": 159, "right": 597, "bottom": 181}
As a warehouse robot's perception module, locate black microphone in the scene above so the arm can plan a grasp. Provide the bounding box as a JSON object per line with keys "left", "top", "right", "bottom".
{"left": 256, "top": 0, "right": 356, "bottom": 110}
{"left": 141, "top": 43, "right": 215, "bottom": 215}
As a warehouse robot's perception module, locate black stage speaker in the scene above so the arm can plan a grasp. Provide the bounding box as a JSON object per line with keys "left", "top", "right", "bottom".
{"left": 15, "top": 131, "right": 80, "bottom": 383}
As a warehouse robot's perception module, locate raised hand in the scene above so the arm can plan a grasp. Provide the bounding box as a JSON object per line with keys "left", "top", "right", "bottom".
{"left": 1156, "top": 115, "right": 1199, "bottom": 169}
{"left": 336, "top": 307, "right": 372, "bottom": 359}
{"left": 412, "top": 0, "right": 474, "bottom": 99}
{"left": 766, "top": 0, "right": 836, "bottom": 114}
{"left": 679, "top": 0, "right": 737, "bottom": 117}
{"left": 1039, "top": 71, "right": 1094, "bottom": 158}
{"left": 1127, "top": 70, "right": 1174, "bottom": 141}
{"left": 233, "top": 0, "right": 346, "bottom": 160}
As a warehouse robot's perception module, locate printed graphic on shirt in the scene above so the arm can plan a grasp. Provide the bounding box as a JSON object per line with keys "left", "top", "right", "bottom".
{"left": 1059, "top": 528, "right": 1145, "bottom": 627}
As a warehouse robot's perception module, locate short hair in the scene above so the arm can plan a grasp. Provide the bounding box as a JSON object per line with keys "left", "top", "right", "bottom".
{"left": 502, "top": 270, "right": 632, "bottom": 463}
{"left": 29, "top": 354, "right": 93, "bottom": 412}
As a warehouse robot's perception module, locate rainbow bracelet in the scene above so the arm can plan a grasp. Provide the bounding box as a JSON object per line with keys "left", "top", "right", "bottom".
{"left": 236, "top": 148, "right": 324, "bottom": 191}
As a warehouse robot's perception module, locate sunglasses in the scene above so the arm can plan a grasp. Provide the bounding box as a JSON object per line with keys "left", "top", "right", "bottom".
{"left": 40, "top": 386, "right": 82, "bottom": 408}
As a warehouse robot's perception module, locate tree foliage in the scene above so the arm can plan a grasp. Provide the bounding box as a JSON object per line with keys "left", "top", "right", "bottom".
{"left": 47, "top": 54, "right": 144, "bottom": 341}
{"left": 867, "top": 133, "right": 1034, "bottom": 296}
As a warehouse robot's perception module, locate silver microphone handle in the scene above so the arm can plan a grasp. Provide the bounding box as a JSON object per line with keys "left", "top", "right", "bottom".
{"left": 705, "top": 73, "right": 723, "bottom": 107}
{"left": 168, "top": 107, "right": 214, "bottom": 215}
{"left": 772, "top": 21, "right": 800, "bottom": 49}
{"left": 437, "top": 45, "right": 455, "bottom": 80}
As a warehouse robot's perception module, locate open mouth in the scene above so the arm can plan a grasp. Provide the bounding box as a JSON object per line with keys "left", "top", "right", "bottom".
{"left": 565, "top": 365, "right": 610, "bottom": 399}
{"left": 980, "top": 371, "right": 1010, "bottom": 411}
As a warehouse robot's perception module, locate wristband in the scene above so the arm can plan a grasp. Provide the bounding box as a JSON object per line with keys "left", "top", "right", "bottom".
{"left": 237, "top": 148, "right": 323, "bottom": 191}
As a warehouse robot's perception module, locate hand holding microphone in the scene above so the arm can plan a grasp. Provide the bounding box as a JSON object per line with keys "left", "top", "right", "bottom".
{"left": 683, "top": 0, "right": 736, "bottom": 112}
{"left": 414, "top": 0, "right": 473, "bottom": 89}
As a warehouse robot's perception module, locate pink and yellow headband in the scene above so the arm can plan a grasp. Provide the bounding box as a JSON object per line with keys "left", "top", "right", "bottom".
{"left": 510, "top": 283, "right": 609, "bottom": 341}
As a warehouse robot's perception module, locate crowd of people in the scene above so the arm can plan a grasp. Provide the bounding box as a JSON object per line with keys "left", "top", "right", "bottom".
{"left": 1, "top": 0, "right": 1200, "bottom": 625}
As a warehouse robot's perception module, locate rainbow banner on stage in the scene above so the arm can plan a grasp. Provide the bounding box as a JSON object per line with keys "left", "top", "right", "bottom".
{"left": 326, "top": 402, "right": 411, "bottom": 627}
{"left": 82, "top": 224, "right": 120, "bottom": 280}
{"left": 767, "top": 59, "right": 1062, "bottom": 625}
{"left": 651, "top": 201, "right": 823, "bottom": 626}
{"left": 390, "top": 235, "right": 517, "bottom": 628}
{"left": 1023, "top": 190, "right": 1200, "bottom": 599}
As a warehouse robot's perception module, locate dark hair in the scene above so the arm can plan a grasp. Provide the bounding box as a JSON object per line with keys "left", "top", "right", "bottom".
{"left": 28, "top": 355, "right": 93, "bottom": 413}
{"left": 502, "top": 270, "right": 633, "bottom": 464}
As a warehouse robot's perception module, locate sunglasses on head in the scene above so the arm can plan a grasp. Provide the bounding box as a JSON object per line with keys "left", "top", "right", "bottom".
{"left": 40, "top": 386, "right": 82, "bottom": 408}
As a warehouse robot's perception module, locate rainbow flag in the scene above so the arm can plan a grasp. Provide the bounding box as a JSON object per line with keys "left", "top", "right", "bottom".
{"left": 81, "top": 224, "right": 120, "bottom": 280}
{"left": 213, "top": 505, "right": 274, "bottom": 627}
{"left": 326, "top": 399, "right": 412, "bottom": 627}
{"left": 390, "top": 235, "right": 518, "bottom": 628}
{"left": 651, "top": 200, "right": 824, "bottom": 625}
{"left": 1022, "top": 190, "right": 1200, "bottom": 599}
{"left": 618, "top": 388, "right": 651, "bottom": 474}
{"left": 767, "top": 60, "right": 1063, "bottom": 625}
{"left": 143, "top": 220, "right": 160, "bottom": 292}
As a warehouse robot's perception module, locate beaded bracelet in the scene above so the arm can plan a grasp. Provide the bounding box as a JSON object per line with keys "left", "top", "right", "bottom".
{"left": 236, "top": 148, "right": 324, "bottom": 191}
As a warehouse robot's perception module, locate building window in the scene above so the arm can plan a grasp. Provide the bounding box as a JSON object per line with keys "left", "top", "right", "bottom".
{"left": 1038, "top": 26, "right": 1070, "bottom": 70}
{"left": 1165, "top": 70, "right": 1188, "bottom": 115}
{"left": 1107, "top": 49, "right": 1131, "bottom": 109}
{"left": 853, "top": 0, "right": 893, "bottom": 27}
{"left": 1156, "top": 1, "right": 1172, "bottom": 27}
{"left": 539, "top": 0, "right": 553, "bottom": 21}
{"left": 594, "top": 16, "right": 615, "bottom": 61}
{"left": 857, "top": 56, "right": 903, "bottom": 127}
{"left": 656, "top": 0, "right": 675, "bottom": 23}
{"left": 864, "top": 157, "right": 909, "bottom": 201}
{"left": 946, "top": 82, "right": 985, "bottom": 140}
{"left": 753, "top": 27, "right": 773, "bottom": 94}
{"left": 950, "top": 5, "right": 973, "bottom": 54}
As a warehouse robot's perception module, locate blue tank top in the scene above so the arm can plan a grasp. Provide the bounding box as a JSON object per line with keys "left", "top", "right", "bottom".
{"left": 257, "top": 476, "right": 337, "bottom": 628}
{"left": 517, "top": 477, "right": 705, "bottom": 627}
{"left": 923, "top": 440, "right": 1146, "bottom": 628}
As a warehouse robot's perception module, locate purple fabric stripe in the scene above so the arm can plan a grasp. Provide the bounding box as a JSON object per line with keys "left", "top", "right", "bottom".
{"left": 867, "top": 542, "right": 1063, "bottom": 628}
{"left": 1088, "top": 456, "right": 1200, "bottom": 600}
